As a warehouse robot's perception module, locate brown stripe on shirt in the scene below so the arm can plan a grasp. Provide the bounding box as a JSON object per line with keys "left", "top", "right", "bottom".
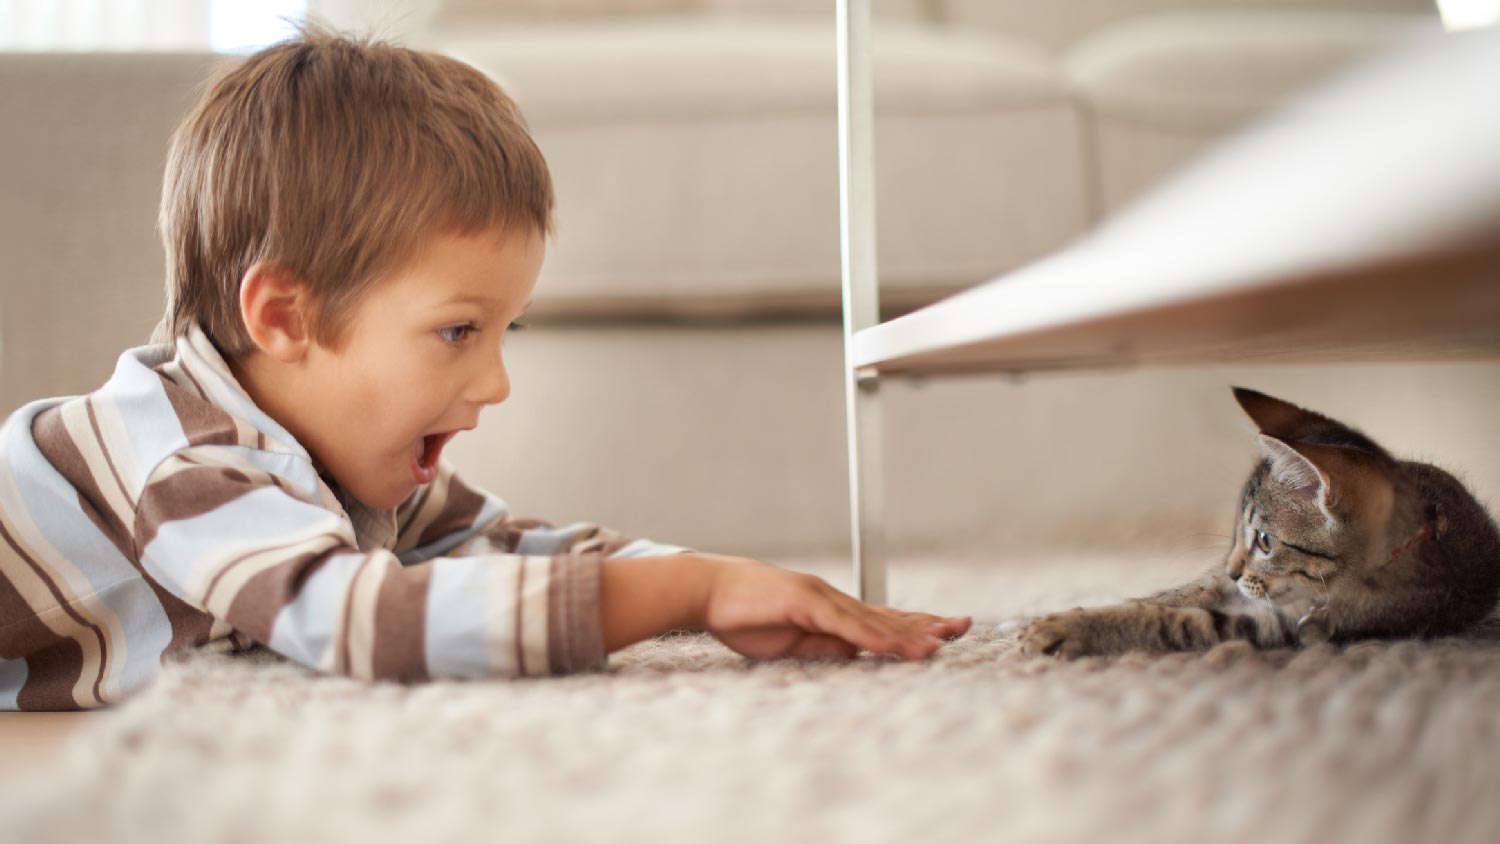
{"left": 413, "top": 474, "right": 488, "bottom": 548}
{"left": 156, "top": 355, "right": 210, "bottom": 404}
{"left": 16, "top": 639, "right": 87, "bottom": 711}
{"left": 31, "top": 405, "right": 135, "bottom": 561}
{"left": 0, "top": 539, "right": 77, "bottom": 661}
{"left": 83, "top": 397, "right": 135, "bottom": 512}
{"left": 465, "top": 515, "right": 553, "bottom": 556}
{"left": 133, "top": 461, "right": 262, "bottom": 552}
{"left": 221, "top": 547, "right": 340, "bottom": 647}
{"left": 158, "top": 375, "right": 241, "bottom": 450}
{"left": 0, "top": 519, "right": 107, "bottom": 708}
{"left": 153, "top": 600, "right": 218, "bottom": 663}
{"left": 549, "top": 554, "right": 600, "bottom": 674}
{"left": 369, "top": 561, "right": 433, "bottom": 682}
{"left": 546, "top": 556, "right": 568, "bottom": 675}
{"left": 30, "top": 408, "right": 219, "bottom": 659}
{"left": 546, "top": 554, "right": 606, "bottom": 674}
{"left": 570, "top": 525, "right": 640, "bottom": 558}
{"left": 393, "top": 482, "right": 437, "bottom": 548}
{"left": 199, "top": 530, "right": 349, "bottom": 612}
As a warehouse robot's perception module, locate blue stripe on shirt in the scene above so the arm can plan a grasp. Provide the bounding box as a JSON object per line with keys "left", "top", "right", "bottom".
{"left": 104, "top": 347, "right": 192, "bottom": 492}
{"left": 1, "top": 400, "right": 174, "bottom": 699}
{"left": 395, "top": 492, "right": 509, "bottom": 565}
{"left": 138, "top": 483, "right": 350, "bottom": 608}
{"left": 267, "top": 550, "right": 368, "bottom": 669}
{"left": 424, "top": 555, "right": 497, "bottom": 677}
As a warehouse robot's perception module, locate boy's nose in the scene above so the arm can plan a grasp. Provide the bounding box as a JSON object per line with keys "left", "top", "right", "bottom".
{"left": 468, "top": 358, "right": 510, "bottom": 406}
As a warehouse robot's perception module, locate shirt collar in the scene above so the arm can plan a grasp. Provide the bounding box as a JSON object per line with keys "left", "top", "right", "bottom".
{"left": 172, "top": 323, "right": 401, "bottom": 552}
{"left": 174, "top": 323, "right": 310, "bottom": 460}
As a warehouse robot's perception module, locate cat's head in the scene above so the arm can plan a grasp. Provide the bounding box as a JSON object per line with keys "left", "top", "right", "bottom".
{"left": 1225, "top": 388, "right": 1415, "bottom": 616}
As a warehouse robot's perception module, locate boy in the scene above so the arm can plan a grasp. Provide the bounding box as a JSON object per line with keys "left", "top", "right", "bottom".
{"left": 0, "top": 25, "right": 969, "bottom": 711}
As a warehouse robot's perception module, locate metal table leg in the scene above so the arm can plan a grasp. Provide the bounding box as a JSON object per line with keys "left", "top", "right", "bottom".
{"left": 836, "top": 0, "right": 887, "bottom": 605}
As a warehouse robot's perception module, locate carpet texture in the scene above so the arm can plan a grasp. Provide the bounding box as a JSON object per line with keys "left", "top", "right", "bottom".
{"left": 7, "top": 552, "right": 1500, "bottom": 844}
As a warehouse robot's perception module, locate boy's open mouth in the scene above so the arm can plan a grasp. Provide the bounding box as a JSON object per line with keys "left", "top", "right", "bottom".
{"left": 409, "top": 431, "right": 458, "bottom": 484}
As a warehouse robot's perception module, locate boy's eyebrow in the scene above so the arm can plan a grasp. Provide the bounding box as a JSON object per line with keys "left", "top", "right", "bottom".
{"left": 437, "top": 294, "right": 533, "bottom": 313}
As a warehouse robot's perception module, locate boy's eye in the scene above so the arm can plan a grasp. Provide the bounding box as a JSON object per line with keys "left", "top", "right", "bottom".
{"left": 438, "top": 324, "right": 476, "bottom": 345}
{"left": 438, "top": 321, "right": 525, "bottom": 346}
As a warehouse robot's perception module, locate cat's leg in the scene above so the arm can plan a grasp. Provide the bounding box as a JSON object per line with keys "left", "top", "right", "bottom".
{"left": 1139, "top": 566, "right": 1235, "bottom": 609}
{"left": 1018, "top": 566, "right": 1294, "bottom": 658}
{"left": 1018, "top": 601, "right": 1276, "bottom": 657}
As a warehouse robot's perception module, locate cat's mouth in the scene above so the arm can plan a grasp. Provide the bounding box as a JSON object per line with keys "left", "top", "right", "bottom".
{"left": 1237, "top": 577, "right": 1269, "bottom": 600}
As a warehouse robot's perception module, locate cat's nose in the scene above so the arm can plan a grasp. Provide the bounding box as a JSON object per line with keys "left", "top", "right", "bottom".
{"left": 1227, "top": 558, "right": 1246, "bottom": 581}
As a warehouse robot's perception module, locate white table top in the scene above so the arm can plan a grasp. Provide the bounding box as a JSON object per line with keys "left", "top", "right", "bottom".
{"left": 852, "top": 26, "right": 1500, "bottom": 377}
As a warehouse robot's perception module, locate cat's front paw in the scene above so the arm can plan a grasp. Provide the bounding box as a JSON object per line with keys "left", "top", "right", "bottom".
{"left": 1019, "top": 609, "right": 1107, "bottom": 659}
{"left": 1018, "top": 603, "right": 1222, "bottom": 658}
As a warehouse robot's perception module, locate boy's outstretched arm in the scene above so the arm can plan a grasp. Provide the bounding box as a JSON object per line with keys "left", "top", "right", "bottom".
{"left": 601, "top": 553, "right": 972, "bottom": 660}
{"left": 403, "top": 463, "right": 970, "bottom": 662}
{"left": 134, "top": 447, "right": 968, "bottom": 685}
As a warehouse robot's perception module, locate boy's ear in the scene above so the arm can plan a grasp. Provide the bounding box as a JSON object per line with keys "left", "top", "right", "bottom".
{"left": 239, "top": 262, "right": 313, "bottom": 362}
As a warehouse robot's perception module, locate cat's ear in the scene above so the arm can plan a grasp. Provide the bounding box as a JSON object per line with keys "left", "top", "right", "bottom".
{"left": 1233, "top": 387, "right": 1315, "bottom": 439}
{"left": 1259, "top": 434, "right": 1397, "bottom": 525}
{"left": 1258, "top": 434, "right": 1336, "bottom": 513}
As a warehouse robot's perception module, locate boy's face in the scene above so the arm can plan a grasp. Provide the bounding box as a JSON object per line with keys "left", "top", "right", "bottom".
{"left": 263, "top": 228, "right": 543, "bottom": 510}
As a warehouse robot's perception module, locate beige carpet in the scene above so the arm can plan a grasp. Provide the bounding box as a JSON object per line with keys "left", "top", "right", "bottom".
{"left": 7, "top": 550, "right": 1500, "bottom": 844}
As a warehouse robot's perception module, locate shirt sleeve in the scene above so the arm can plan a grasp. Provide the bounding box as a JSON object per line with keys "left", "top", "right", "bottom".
{"left": 392, "top": 459, "right": 692, "bottom": 565}
{"left": 131, "top": 446, "right": 684, "bottom": 683}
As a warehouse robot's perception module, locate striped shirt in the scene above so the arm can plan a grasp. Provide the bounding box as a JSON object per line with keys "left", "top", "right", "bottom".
{"left": 0, "top": 324, "right": 687, "bottom": 711}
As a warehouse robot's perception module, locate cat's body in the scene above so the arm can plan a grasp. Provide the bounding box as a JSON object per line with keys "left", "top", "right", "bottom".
{"left": 1020, "top": 388, "right": 1500, "bottom": 659}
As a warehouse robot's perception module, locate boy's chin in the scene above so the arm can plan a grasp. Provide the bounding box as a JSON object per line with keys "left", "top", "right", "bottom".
{"left": 337, "top": 475, "right": 413, "bottom": 511}
{"left": 367, "top": 484, "right": 416, "bottom": 510}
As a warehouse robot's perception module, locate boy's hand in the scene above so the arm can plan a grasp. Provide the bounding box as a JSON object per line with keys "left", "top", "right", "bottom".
{"left": 691, "top": 553, "right": 971, "bottom": 660}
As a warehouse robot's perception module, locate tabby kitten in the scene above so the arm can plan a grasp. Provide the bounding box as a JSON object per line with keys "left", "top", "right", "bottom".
{"left": 1020, "top": 387, "right": 1500, "bottom": 658}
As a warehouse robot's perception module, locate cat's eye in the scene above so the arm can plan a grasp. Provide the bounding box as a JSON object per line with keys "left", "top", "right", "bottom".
{"left": 1254, "top": 530, "right": 1274, "bottom": 554}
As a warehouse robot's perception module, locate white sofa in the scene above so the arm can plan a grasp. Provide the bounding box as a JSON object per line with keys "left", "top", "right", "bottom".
{"left": 7, "top": 0, "right": 1497, "bottom": 562}
{"left": 421, "top": 0, "right": 1436, "bottom": 315}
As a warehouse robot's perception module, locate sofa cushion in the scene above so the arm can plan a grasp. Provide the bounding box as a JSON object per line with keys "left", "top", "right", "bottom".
{"left": 0, "top": 52, "right": 227, "bottom": 416}
{"left": 943, "top": 0, "right": 1437, "bottom": 53}
{"left": 439, "top": 18, "right": 1088, "bottom": 320}
{"left": 428, "top": 0, "right": 935, "bottom": 27}
{"left": 1064, "top": 10, "right": 1441, "bottom": 213}
{"left": 438, "top": 0, "right": 704, "bottom": 18}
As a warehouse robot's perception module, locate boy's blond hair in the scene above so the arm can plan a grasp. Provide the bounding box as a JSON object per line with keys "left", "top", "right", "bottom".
{"left": 155, "top": 21, "right": 553, "bottom": 358}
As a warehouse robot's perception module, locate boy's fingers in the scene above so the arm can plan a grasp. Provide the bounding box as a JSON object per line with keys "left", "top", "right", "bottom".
{"left": 788, "top": 634, "right": 859, "bottom": 660}
{"left": 930, "top": 617, "right": 973, "bottom": 636}
{"left": 926, "top": 621, "right": 969, "bottom": 641}
{"left": 879, "top": 607, "right": 970, "bottom": 628}
{"left": 810, "top": 591, "right": 950, "bottom": 658}
{"left": 814, "top": 604, "right": 907, "bottom": 656}
{"left": 858, "top": 605, "right": 970, "bottom": 641}
{"left": 859, "top": 612, "right": 943, "bottom": 659}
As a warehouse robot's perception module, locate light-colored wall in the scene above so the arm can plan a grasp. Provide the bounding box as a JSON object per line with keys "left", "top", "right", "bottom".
{"left": 444, "top": 324, "right": 1500, "bottom": 558}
